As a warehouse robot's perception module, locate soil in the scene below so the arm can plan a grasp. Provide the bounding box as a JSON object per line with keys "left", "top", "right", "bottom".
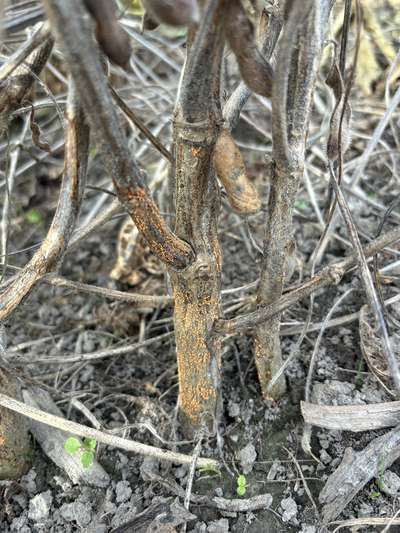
{"left": 2, "top": 194, "right": 399, "bottom": 532}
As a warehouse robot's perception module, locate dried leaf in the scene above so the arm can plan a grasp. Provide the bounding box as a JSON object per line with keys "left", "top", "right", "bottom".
{"left": 225, "top": 0, "right": 273, "bottom": 98}
{"left": 359, "top": 304, "right": 400, "bottom": 389}
{"left": 142, "top": 0, "right": 200, "bottom": 27}
{"left": 29, "top": 104, "right": 52, "bottom": 153}
{"left": 357, "top": 30, "right": 380, "bottom": 95}
{"left": 213, "top": 129, "right": 261, "bottom": 215}
{"left": 326, "top": 50, "right": 352, "bottom": 161}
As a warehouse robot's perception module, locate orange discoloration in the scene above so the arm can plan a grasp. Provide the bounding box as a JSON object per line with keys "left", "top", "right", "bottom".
{"left": 191, "top": 146, "right": 202, "bottom": 158}
{"left": 172, "top": 266, "right": 221, "bottom": 430}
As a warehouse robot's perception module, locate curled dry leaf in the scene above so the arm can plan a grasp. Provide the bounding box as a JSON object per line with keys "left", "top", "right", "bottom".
{"left": 225, "top": 0, "right": 273, "bottom": 98}
{"left": 83, "top": 0, "right": 131, "bottom": 69}
{"left": 359, "top": 304, "right": 400, "bottom": 388}
{"left": 142, "top": 0, "right": 200, "bottom": 27}
{"left": 110, "top": 217, "right": 164, "bottom": 286}
{"left": 213, "top": 129, "right": 261, "bottom": 215}
{"left": 29, "top": 104, "right": 52, "bottom": 154}
{"left": 326, "top": 52, "right": 352, "bottom": 161}
{"left": 101, "top": 218, "right": 167, "bottom": 332}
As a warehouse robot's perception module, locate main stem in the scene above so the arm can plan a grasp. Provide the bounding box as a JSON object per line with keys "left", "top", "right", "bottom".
{"left": 170, "top": 0, "right": 226, "bottom": 434}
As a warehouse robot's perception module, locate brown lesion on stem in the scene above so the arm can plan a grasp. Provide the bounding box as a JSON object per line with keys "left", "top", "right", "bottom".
{"left": 114, "top": 182, "right": 194, "bottom": 271}
{"left": 171, "top": 120, "right": 222, "bottom": 433}
{"left": 170, "top": 0, "right": 227, "bottom": 434}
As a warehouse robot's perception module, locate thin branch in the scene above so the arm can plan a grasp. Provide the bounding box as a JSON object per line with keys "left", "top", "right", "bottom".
{"left": 0, "top": 21, "right": 51, "bottom": 83}
{"left": 0, "top": 24, "right": 53, "bottom": 132}
{"left": 0, "top": 392, "right": 219, "bottom": 468}
{"left": 0, "top": 80, "right": 89, "bottom": 322}
{"left": 110, "top": 85, "right": 173, "bottom": 163}
{"left": 214, "top": 225, "right": 400, "bottom": 334}
{"left": 42, "top": 275, "right": 172, "bottom": 306}
{"left": 10, "top": 331, "right": 174, "bottom": 365}
{"left": 328, "top": 162, "right": 400, "bottom": 392}
{"left": 302, "top": 288, "right": 354, "bottom": 458}
{"left": 42, "top": 0, "right": 194, "bottom": 271}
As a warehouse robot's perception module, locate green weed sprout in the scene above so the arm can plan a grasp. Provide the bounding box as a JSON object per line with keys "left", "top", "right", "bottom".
{"left": 64, "top": 437, "right": 97, "bottom": 469}
{"left": 236, "top": 474, "right": 248, "bottom": 497}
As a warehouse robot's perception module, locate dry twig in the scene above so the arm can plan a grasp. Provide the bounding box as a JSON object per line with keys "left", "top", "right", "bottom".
{"left": 0, "top": 392, "right": 219, "bottom": 468}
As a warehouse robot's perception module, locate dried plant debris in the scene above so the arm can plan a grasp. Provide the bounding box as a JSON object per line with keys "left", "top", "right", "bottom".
{"left": 110, "top": 217, "right": 165, "bottom": 287}
{"left": 319, "top": 424, "right": 400, "bottom": 522}
{"left": 225, "top": 0, "right": 273, "bottom": 98}
{"left": 142, "top": 0, "right": 200, "bottom": 27}
{"left": 359, "top": 304, "right": 400, "bottom": 390}
{"left": 326, "top": 47, "right": 352, "bottom": 161}
{"left": 301, "top": 399, "right": 400, "bottom": 432}
{"left": 213, "top": 128, "right": 261, "bottom": 215}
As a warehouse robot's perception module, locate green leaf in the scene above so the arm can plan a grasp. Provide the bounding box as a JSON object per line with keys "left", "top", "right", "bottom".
{"left": 237, "top": 485, "right": 246, "bottom": 497}
{"left": 294, "top": 199, "right": 309, "bottom": 211}
{"left": 198, "top": 464, "right": 221, "bottom": 477}
{"left": 369, "top": 490, "right": 381, "bottom": 499}
{"left": 84, "top": 438, "right": 97, "bottom": 451}
{"left": 25, "top": 208, "right": 43, "bottom": 225}
{"left": 64, "top": 437, "right": 81, "bottom": 455}
{"left": 81, "top": 451, "right": 94, "bottom": 469}
{"left": 237, "top": 474, "right": 247, "bottom": 487}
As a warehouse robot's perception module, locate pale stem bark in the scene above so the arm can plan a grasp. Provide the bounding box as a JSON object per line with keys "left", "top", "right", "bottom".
{"left": 254, "top": 0, "right": 325, "bottom": 399}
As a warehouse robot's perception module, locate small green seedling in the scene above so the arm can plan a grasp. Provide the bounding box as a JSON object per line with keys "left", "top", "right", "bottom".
{"left": 64, "top": 437, "right": 97, "bottom": 469}
{"left": 197, "top": 463, "right": 221, "bottom": 480}
{"left": 369, "top": 490, "right": 381, "bottom": 499}
{"left": 236, "top": 474, "right": 248, "bottom": 497}
{"left": 24, "top": 208, "right": 43, "bottom": 226}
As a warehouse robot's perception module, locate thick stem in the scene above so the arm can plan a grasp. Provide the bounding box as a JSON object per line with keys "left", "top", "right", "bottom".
{"left": 254, "top": 163, "right": 301, "bottom": 398}
{"left": 171, "top": 123, "right": 222, "bottom": 433}
{"left": 171, "top": 0, "right": 226, "bottom": 434}
{"left": 0, "top": 365, "right": 32, "bottom": 479}
{"left": 254, "top": 0, "right": 325, "bottom": 399}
